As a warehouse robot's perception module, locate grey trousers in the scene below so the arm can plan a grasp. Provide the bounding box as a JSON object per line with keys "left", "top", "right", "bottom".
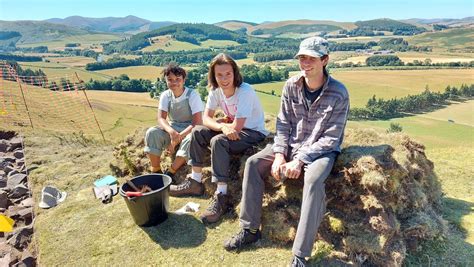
{"left": 239, "top": 144, "right": 337, "bottom": 258}
{"left": 189, "top": 125, "right": 265, "bottom": 182}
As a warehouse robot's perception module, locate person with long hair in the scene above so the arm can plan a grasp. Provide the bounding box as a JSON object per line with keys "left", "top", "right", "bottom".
{"left": 170, "top": 53, "right": 268, "bottom": 224}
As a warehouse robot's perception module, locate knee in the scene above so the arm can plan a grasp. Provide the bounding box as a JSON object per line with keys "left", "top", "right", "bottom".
{"left": 145, "top": 127, "right": 166, "bottom": 143}
{"left": 245, "top": 154, "right": 262, "bottom": 169}
{"left": 210, "top": 134, "right": 228, "bottom": 149}
{"left": 304, "top": 172, "right": 326, "bottom": 190}
{"left": 191, "top": 125, "right": 207, "bottom": 140}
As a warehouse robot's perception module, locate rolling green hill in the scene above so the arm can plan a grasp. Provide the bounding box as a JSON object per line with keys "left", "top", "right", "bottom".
{"left": 0, "top": 20, "right": 91, "bottom": 44}
{"left": 104, "top": 23, "right": 248, "bottom": 52}
{"left": 0, "top": 31, "right": 22, "bottom": 48}
{"left": 215, "top": 20, "right": 258, "bottom": 32}
{"left": 406, "top": 27, "right": 474, "bottom": 52}
{"left": 354, "top": 18, "right": 426, "bottom": 35}
{"left": 251, "top": 23, "right": 342, "bottom": 37}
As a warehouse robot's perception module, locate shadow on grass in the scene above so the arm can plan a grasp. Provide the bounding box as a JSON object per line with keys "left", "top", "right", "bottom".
{"left": 405, "top": 197, "right": 474, "bottom": 266}
{"left": 142, "top": 213, "right": 207, "bottom": 249}
{"left": 441, "top": 197, "right": 473, "bottom": 236}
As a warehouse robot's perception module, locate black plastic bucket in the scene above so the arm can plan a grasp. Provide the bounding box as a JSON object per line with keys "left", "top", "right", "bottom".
{"left": 119, "top": 174, "right": 172, "bottom": 227}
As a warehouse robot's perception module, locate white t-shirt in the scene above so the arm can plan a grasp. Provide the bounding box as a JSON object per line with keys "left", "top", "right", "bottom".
{"left": 206, "top": 82, "right": 268, "bottom": 135}
{"left": 158, "top": 87, "right": 204, "bottom": 115}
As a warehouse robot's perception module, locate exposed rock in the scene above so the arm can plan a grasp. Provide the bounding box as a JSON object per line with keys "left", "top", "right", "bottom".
{"left": 2, "top": 156, "right": 16, "bottom": 164}
{"left": 13, "top": 149, "right": 24, "bottom": 159}
{"left": 0, "top": 131, "right": 36, "bottom": 265}
{"left": 0, "top": 190, "right": 9, "bottom": 209}
{"left": 7, "top": 226, "right": 33, "bottom": 250}
{"left": 9, "top": 185, "right": 29, "bottom": 200}
{"left": 19, "top": 250, "right": 36, "bottom": 267}
{"left": 16, "top": 160, "right": 25, "bottom": 167}
{"left": 0, "top": 141, "right": 8, "bottom": 153}
{"left": 6, "top": 174, "right": 27, "bottom": 189}
{"left": 19, "top": 198, "right": 34, "bottom": 208}
{"left": 0, "top": 176, "right": 6, "bottom": 188}
{"left": 8, "top": 137, "right": 22, "bottom": 151}
{"left": 7, "top": 169, "right": 20, "bottom": 178}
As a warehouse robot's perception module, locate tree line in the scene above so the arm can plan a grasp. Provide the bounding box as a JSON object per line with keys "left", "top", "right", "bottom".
{"left": 85, "top": 57, "right": 141, "bottom": 71}
{"left": 354, "top": 19, "right": 426, "bottom": 35}
{"left": 0, "top": 54, "right": 42, "bottom": 62}
{"left": 349, "top": 84, "right": 474, "bottom": 120}
{"left": 84, "top": 74, "right": 153, "bottom": 92}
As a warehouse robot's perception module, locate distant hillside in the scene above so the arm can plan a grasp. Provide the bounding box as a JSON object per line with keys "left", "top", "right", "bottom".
{"left": 104, "top": 23, "right": 248, "bottom": 52}
{"left": 0, "top": 31, "right": 22, "bottom": 48}
{"left": 251, "top": 23, "right": 342, "bottom": 36}
{"left": 250, "top": 19, "right": 357, "bottom": 31}
{"left": 215, "top": 20, "right": 258, "bottom": 32}
{"left": 45, "top": 15, "right": 176, "bottom": 34}
{"left": 46, "top": 15, "right": 150, "bottom": 33}
{"left": 0, "top": 20, "right": 91, "bottom": 44}
{"left": 406, "top": 27, "right": 474, "bottom": 52}
{"left": 355, "top": 18, "right": 426, "bottom": 35}
{"left": 403, "top": 17, "right": 474, "bottom": 27}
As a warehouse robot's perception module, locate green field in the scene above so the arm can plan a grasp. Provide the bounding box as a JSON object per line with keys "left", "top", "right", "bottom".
{"left": 416, "top": 99, "right": 474, "bottom": 127}
{"left": 142, "top": 38, "right": 201, "bottom": 52}
{"left": 19, "top": 61, "right": 110, "bottom": 81}
{"left": 200, "top": 39, "right": 240, "bottom": 48}
{"left": 406, "top": 28, "right": 474, "bottom": 52}
{"left": 16, "top": 33, "right": 122, "bottom": 51}
{"left": 337, "top": 51, "right": 474, "bottom": 65}
{"left": 235, "top": 57, "right": 258, "bottom": 66}
{"left": 255, "top": 69, "right": 474, "bottom": 108}
{"left": 333, "top": 69, "right": 474, "bottom": 107}
{"left": 95, "top": 65, "right": 196, "bottom": 81}
{"left": 96, "top": 66, "right": 166, "bottom": 81}
{"left": 44, "top": 56, "right": 96, "bottom": 67}
{"left": 140, "top": 35, "right": 239, "bottom": 52}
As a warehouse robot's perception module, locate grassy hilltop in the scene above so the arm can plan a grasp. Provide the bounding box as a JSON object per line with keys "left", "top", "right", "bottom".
{"left": 1, "top": 16, "right": 473, "bottom": 265}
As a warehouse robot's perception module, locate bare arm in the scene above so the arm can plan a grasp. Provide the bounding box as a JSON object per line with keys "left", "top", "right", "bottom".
{"left": 179, "top": 112, "right": 203, "bottom": 137}
{"left": 157, "top": 109, "right": 181, "bottom": 143}
{"left": 203, "top": 108, "right": 246, "bottom": 141}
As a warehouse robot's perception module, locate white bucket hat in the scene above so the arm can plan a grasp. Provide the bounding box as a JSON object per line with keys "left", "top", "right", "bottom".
{"left": 39, "top": 186, "right": 67, "bottom": 209}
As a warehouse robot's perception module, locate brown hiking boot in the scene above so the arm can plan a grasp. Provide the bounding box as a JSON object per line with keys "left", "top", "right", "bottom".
{"left": 200, "top": 192, "right": 230, "bottom": 224}
{"left": 169, "top": 177, "right": 204, "bottom": 197}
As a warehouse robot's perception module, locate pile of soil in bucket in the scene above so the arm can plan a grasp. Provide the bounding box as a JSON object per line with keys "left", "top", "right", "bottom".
{"left": 0, "top": 131, "right": 37, "bottom": 266}
{"left": 109, "top": 126, "right": 446, "bottom": 266}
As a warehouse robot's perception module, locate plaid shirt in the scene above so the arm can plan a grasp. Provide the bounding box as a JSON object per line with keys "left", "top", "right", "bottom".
{"left": 272, "top": 72, "right": 350, "bottom": 164}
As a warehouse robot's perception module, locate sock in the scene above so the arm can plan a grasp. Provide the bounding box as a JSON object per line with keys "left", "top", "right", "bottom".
{"left": 168, "top": 166, "right": 176, "bottom": 174}
{"left": 151, "top": 166, "right": 161, "bottom": 173}
{"left": 216, "top": 183, "right": 227, "bottom": 195}
{"left": 191, "top": 171, "right": 202, "bottom": 183}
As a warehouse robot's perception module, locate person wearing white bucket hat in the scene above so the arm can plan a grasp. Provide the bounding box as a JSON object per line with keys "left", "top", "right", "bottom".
{"left": 225, "top": 36, "right": 350, "bottom": 267}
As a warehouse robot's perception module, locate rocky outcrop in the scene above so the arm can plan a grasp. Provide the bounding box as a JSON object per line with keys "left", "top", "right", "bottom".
{"left": 0, "top": 131, "right": 36, "bottom": 266}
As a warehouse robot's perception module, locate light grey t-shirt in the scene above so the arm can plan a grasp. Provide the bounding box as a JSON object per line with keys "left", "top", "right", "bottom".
{"left": 206, "top": 82, "right": 268, "bottom": 136}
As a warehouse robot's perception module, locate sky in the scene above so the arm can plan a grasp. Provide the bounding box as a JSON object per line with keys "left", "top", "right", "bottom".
{"left": 0, "top": 0, "right": 472, "bottom": 23}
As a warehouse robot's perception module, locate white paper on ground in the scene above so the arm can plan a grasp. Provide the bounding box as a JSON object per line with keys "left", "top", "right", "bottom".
{"left": 174, "top": 202, "right": 200, "bottom": 215}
